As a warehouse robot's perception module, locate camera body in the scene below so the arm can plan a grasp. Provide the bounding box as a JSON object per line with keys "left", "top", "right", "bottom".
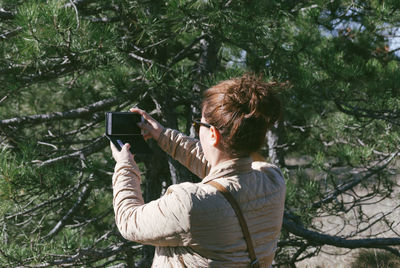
{"left": 105, "top": 112, "right": 150, "bottom": 155}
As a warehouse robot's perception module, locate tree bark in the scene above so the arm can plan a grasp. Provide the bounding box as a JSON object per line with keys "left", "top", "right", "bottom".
{"left": 267, "top": 122, "right": 285, "bottom": 166}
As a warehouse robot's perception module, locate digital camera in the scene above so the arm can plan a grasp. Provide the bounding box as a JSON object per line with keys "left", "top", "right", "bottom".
{"left": 105, "top": 112, "right": 150, "bottom": 155}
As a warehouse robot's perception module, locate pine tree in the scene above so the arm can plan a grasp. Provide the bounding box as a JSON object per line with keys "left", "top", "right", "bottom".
{"left": 0, "top": 0, "right": 399, "bottom": 267}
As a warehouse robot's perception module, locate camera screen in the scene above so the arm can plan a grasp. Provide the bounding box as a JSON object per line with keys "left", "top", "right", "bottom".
{"left": 109, "top": 113, "right": 141, "bottom": 135}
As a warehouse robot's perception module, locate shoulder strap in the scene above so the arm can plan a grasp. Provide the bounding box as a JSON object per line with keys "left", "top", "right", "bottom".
{"left": 206, "top": 180, "right": 260, "bottom": 268}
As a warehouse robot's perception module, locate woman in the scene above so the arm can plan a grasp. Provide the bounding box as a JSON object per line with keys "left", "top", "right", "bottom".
{"left": 111, "top": 74, "right": 286, "bottom": 267}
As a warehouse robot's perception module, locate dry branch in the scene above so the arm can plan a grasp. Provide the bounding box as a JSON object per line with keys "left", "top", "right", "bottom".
{"left": 38, "top": 136, "right": 108, "bottom": 167}
{"left": 283, "top": 212, "right": 400, "bottom": 252}
{"left": 14, "top": 243, "right": 142, "bottom": 268}
{"left": 4, "top": 178, "right": 87, "bottom": 220}
{"left": 334, "top": 99, "right": 400, "bottom": 125}
{"left": 0, "top": 97, "right": 119, "bottom": 127}
{"left": 45, "top": 183, "right": 91, "bottom": 239}
{"left": 311, "top": 151, "right": 399, "bottom": 209}
{"left": 167, "top": 35, "right": 206, "bottom": 68}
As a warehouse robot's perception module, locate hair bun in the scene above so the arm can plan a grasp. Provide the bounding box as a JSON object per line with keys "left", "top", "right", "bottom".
{"left": 202, "top": 74, "right": 284, "bottom": 156}
{"left": 228, "top": 74, "right": 282, "bottom": 127}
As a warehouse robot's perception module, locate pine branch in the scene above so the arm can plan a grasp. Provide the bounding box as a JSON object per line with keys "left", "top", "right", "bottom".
{"left": 0, "top": 27, "right": 22, "bottom": 40}
{"left": 43, "top": 114, "right": 104, "bottom": 141}
{"left": 37, "top": 136, "right": 108, "bottom": 167}
{"left": 0, "top": 8, "right": 14, "bottom": 20}
{"left": 4, "top": 178, "right": 88, "bottom": 220}
{"left": 86, "top": 16, "right": 121, "bottom": 23}
{"left": 3, "top": 56, "right": 107, "bottom": 85}
{"left": 128, "top": 52, "right": 171, "bottom": 71}
{"left": 167, "top": 35, "right": 206, "bottom": 68}
{"left": 334, "top": 99, "right": 400, "bottom": 126}
{"left": 14, "top": 243, "right": 142, "bottom": 268}
{"left": 289, "top": 243, "right": 309, "bottom": 265}
{"left": 311, "top": 151, "right": 399, "bottom": 209}
{"left": 44, "top": 183, "right": 91, "bottom": 239}
{"left": 283, "top": 212, "right": 400, "bottom": 250}
{"left": 68, "top": 0, "right": 80, "bottom": 30}
{"left": 42, "top": 101, "right": 131, "bottom": 141}
{"left": 0, "top": 97, "right": 119, "bottom": 127}
{"left": 66, "top": 209, "right": 113, "bottom": 229}
{"left": 68, "top": 0, "right": 94, "bottom": 7}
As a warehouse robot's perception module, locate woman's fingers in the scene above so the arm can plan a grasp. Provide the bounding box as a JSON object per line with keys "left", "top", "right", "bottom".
{"left": 121, "top": 143, "right": 131, "bottom": 152}
{"left": 130, "top": 107, "right": 164, "bottom": 140}
{"left": 110, "top": 141, "right": 133, "bottom": 162}
{"left": 130, "top": 107, "right": 149, "bottom": 120}
{"left": 130, "top": 108, "right": 157, "bottom": 126}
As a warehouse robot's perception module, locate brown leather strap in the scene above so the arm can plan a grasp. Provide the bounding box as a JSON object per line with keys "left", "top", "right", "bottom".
{"left": 206, "top": 180, "right": 260, "bottom": 268}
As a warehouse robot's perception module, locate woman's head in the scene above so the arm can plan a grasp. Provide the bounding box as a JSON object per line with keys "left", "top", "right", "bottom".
{"left": 202, "top": 74, "right": 283, "bottom": 157}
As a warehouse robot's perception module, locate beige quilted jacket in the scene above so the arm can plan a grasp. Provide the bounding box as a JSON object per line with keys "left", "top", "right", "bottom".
{"left": 112, "top": 128, "right": 286, "bottom": 267}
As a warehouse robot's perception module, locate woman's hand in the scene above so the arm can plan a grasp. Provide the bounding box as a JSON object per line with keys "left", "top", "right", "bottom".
{"left": 110, "top": 142, "right": 133, "bottom": 163}
{"left": 130, "top": 107, "right": 164, "bottom": 141}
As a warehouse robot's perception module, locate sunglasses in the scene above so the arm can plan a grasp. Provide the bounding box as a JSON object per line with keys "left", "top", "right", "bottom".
{"left": 192, "top": 119, "right": 212, "bottom": 135}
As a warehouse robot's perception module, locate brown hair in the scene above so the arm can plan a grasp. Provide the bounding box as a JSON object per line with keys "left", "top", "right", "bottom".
{"left": 202, "top": 74, "right": 283, "bottom": 157}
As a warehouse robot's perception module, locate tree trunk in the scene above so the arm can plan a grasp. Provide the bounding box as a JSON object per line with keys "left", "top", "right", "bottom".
{"left": 267, "top": 122, "right": 285, "bottom": 166}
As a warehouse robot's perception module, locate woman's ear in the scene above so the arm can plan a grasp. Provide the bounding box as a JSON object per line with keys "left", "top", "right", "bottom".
{"left": 210, "top": 126, "right": 221, "bottom": 146}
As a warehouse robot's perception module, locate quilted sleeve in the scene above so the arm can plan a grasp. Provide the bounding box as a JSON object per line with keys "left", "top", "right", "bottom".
{"left": 157, "top": 128, "right": 211, "bottom": 179}
{"left": 112, "top": 160, "right": 193, "bottom": 246}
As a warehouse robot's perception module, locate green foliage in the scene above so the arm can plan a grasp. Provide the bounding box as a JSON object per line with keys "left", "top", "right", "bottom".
{"left": 1, "top": 0, "right": 399, "bottom": 266}
{"left": 285, "top": 168, "right": 321, "bottom": 223}
{"left": 14, "top": 0, "right": 115, "bottom": 64}
{"left": 0, "top": 143, "right": 80, "bottom": 196}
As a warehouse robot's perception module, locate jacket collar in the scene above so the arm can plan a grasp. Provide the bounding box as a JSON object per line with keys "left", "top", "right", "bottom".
{"left": 201, "top": 157, "right": 253, "bottom": 184}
